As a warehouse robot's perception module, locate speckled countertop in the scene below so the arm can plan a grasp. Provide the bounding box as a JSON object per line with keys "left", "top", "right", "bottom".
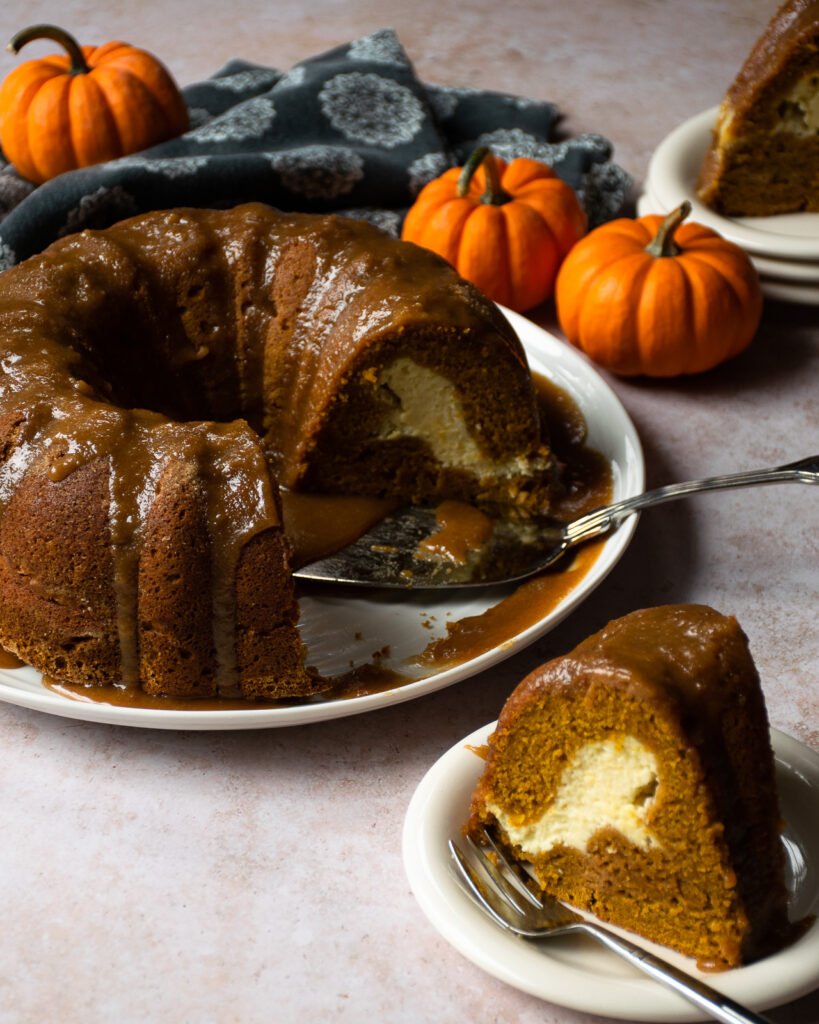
{"left": 0, "top": 2, "right": 817, "bottom": 1022}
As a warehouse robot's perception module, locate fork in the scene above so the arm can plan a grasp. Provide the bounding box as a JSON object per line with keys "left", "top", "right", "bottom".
{"left": 450, "top": 829, "right": 774, "bottom": 1024}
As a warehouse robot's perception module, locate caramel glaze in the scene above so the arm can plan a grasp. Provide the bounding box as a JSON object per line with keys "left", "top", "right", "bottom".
{"left": 416, "top": 500, "right": 495, "bottom": 565}
{"left": 409, "top": 543, "right": 605, "bottom": 675}
{"left": 280, "top": 491, "right": 399, "bottom": 569}
{"left": 46, "top": 660, "right": 409, "bottom": 709}
{"left": 0, "top": 646, "right": 25, "bottom": 669}
{"left": 0, "top": 203, "right": 535, "bottom": 699}
{"left": 45, "top": 678, "right": 285, "bottom": 711}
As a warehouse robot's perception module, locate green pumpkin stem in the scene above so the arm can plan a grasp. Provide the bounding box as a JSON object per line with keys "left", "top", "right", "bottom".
{"left": 8, "top": 24, "right": 90, "bottom": 75}
{"left": 457, "top": 146, "right": 511, "bottom": 205}
{"left": 645, "top": 201, "right": 692, "bottom": 258}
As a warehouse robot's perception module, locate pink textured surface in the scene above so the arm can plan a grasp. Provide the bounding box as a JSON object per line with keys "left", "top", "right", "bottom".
{"left": 0, "top": 2, "right": 817, "bottom": 1021}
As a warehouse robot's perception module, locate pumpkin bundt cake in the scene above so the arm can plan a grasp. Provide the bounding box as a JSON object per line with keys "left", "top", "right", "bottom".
{"left": 0, "top": 203, "right": 553, "bottom": 700}
{"left": 467, "top": 605, "right": 794, "bottom": 969}
{"left": 696, "top": 0, "right": 819, "bottom": 216}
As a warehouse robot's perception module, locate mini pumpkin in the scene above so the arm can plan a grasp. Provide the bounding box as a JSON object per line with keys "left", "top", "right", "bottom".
{"left": 402, "top": 147, "right": 587, "bottom": 312}
{"left": 555, "top": 201, "right": 763, "bottom": 376}
{"left": 0, "top": 23, "right": 189, "bottom": 184}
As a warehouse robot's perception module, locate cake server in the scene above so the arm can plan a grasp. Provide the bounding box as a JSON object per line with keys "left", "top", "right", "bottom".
{"left": 293, "top": 453, "right": 819, "bottom": 588}
{"left": 450, "top": 827, "right": 775, "bottom": 1024}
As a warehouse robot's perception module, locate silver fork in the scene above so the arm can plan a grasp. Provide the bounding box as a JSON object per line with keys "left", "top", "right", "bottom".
{"left": 450, "top": 829, "right": 774, "bottom": 1024}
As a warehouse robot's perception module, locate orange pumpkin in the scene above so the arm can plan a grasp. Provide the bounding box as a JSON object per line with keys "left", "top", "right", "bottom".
{"left": 0, "top": 24, "right": 189, "bottom": 184}
{"left": 555, "top": 202, "right": 763, "bottom": 376}
{"left": 402, "top": 147, "right": 587, "bottom": 312}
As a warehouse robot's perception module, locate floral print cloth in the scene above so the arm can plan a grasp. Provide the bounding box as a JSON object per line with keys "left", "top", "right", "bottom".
{"left": 0, "top": 28, "right": 632, "bottom": 268}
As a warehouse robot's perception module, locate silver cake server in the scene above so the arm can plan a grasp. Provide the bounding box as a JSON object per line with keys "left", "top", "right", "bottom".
{"left": 293, "top": 454, "right": 819, "bottom": 589}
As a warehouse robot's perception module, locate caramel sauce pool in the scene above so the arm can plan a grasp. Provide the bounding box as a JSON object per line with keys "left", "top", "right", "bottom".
{"left": 44, "top": 372, "right": 613, "bottom": 709}
{"left": 408, "top": 542, "right": 606, "bottom": 675}
{"left": 0, "top": 648, "right": 25, "bottom": 670}
{"left": 416, "top": 500, "right": 494, "bottom": 565}
{"left": 280, "top": 492, "right": 399, "bottom": 569}
{"left": 45, "top": 679, "right": 286, "bottom": 711}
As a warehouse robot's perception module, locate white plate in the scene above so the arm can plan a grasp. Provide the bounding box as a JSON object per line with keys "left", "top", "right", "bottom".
{"left": 754, "top": 277, "right": 819, "bottom": 306}
{"left": 637, "top": 187, "right": 819, "bottom": 306}
{"left": 403, "top": 724, "right": 819, "bottom": 1021}
{"left": 0, "top": 309, "right": 644, "bottom": 730}
{"left": 646, "top": 107, "right": 819, "bottom": 261}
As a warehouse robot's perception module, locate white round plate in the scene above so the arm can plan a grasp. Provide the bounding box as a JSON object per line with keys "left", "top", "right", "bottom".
{"left": 403, "top": 723, "right": 819, "bottom": 1021}
{"left": 646, "top": 107, "right": 819, "bottom": 261}
{"left": 0, "top": 308, "right": 644, "bottom": 730}
{"left": 755, "top": 277, "right": 819, "bottom": 306}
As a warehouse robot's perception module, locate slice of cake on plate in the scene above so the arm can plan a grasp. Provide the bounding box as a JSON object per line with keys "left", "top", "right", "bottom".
{"left": 697, "top": 0, "right": 819, "bottom": 216}
{"left": 466, "top": 604, "right": 796, "bottom": 969}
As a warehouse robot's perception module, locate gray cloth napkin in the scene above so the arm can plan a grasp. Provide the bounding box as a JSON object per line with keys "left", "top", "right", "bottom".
{"left": 0, "top": 28, "right": 632, "bottom": 268}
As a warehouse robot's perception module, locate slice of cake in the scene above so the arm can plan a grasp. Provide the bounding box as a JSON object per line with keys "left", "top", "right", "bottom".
{"left": 696, "top": 0, "right": 819, "bottom": 216}
{"left": 466, "top": 605, "right": 794, "bottom": 969}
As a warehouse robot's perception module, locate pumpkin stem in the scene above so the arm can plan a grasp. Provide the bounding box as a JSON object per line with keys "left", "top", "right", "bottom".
{"left": 457, "top": 146, "right": 511, "bottom": 205}
{"left": 645, "top": 201, "right": 692, "bottom": 258}
{"left": 7, "top": 24, "right": 90, "bottom": 75}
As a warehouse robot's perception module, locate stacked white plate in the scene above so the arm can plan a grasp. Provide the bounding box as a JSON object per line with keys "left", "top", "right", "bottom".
{"left": 639, "top": 107, "right": 819, "bottom": 305}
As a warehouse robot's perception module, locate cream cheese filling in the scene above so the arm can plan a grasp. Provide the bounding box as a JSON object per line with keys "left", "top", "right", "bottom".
{"left": 775, "top": 75, "right": 819, "bottom": 135}
{"left": 375, "top": 357, "right": 538, "bottom": 478}
{"left": 488, "top": 736, "right": 662, "bottom": 854}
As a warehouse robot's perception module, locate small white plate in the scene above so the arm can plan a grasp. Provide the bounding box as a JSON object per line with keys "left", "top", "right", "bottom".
{"left": 646, "top": 107, "right": 819, "bottom": 262}
{"left": 637, "top": 187, "right": 819, "bottom": 306}
{"left": 0, "top": 309, "right": 644, "bottom": 730}
{"left": 403, "top": 723, "right": 819, "bottom": 1021}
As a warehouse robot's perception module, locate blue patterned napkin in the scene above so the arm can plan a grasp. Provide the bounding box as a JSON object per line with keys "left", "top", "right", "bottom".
{"left": 0, "top": 28, "right": 632, "bottom": 268}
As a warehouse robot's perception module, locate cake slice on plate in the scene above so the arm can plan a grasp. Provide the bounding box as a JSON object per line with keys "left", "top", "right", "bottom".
{"left": 697, "top": 0, "right": 819, "bottom": 216}
{"left": 466, "top": 604, "right": 795, "bottom": 969}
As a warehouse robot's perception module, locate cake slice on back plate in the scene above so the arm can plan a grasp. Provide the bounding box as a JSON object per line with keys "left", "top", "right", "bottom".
{"left": 466, "top": 605, "right": 796, "bottom": 969}
{"left": 697, "top": 0, "right": 819, "bottom": 216}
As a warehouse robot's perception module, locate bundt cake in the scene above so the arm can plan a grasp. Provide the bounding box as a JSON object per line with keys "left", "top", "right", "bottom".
{"left": 466, "top": 605, "right": 794, "bottom": 969}
{"left": 696, "top": 0, "right": 819, "bottom": 216}
{"left": 0, "top": 203, "right": 553, "bottom": 700}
